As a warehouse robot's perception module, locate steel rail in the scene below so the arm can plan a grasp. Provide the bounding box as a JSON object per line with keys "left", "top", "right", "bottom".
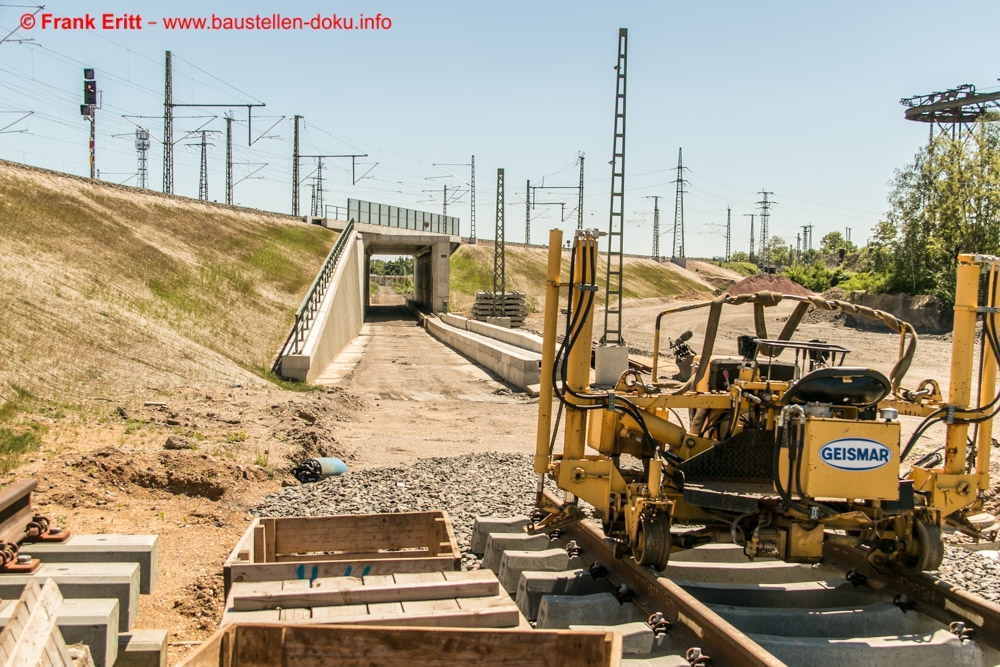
{"left": 823, "top": 541, "right": 1000, "bottom": 648}
{"left": 0, "top": 479, "right": 37, "bottom": 545}
{"left": 543, "top": 490, "right": 785, "bottom": 667}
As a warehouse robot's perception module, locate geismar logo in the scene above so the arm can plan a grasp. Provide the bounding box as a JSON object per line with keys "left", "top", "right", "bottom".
{"left": 819, "top": 438, "right": 892, "bottom": 472}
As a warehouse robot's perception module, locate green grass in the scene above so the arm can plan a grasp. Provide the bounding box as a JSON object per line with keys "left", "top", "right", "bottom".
{"left": 0, "top": 427, "right": 40, "bottom": 474}
{"left": 124, "top": 418, "right": 145, "bottom": 435}
{"left": 247, "top": 364, "right": 322, "bottom": 392}
{"left": 0, "top": 386, "right": 44, "bottom": 475}
{"left": 450, "top": 250, "right": 494, "bottom": 297}
{"left": 722, "top": 261, "right": 759, "bottom": 277}
{"left": 390, "top": 278, "right": 414, "bottom": 295}
{"left": 0, "top": 386, "right": 34, "bottom": 423}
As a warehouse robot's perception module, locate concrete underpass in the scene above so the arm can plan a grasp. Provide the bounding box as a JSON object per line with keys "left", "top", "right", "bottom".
{"left": 279, "top": 219, "right": 542, "bottom": 397}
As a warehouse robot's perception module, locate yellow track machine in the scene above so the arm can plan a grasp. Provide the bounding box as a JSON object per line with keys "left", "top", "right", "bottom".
{"left": 532, "top": 228, "right": 998, "bottom": 572}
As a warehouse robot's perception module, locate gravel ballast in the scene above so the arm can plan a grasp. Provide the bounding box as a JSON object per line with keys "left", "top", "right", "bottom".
{"left": 252, "top": 452, "right": 542, "bottom": 569}
{"left": 253, "top": 452, "right": 1000, "bottom": 587}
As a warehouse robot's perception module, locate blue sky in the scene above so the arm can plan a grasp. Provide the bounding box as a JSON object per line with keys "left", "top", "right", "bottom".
{"left": 2, "top": 1, "right": 998, "bottom": 257}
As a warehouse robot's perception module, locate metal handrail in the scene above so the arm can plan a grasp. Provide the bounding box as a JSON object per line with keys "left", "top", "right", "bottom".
{"left": 271, "top": 220, "right": 356, "bottom": 376}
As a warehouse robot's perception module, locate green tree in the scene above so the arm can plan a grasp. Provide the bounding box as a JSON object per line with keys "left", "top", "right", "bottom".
{"left": 765, "top": 236, "right": 791, "bottom": 267}
{"left": 730, "top": 251, "right": 750, "bottom": 263}
{"left": 876, "top": 122, "right": 1000, "bottom": 302}
{"left": 819, "top": 231, "right": 857, "bottom": 254}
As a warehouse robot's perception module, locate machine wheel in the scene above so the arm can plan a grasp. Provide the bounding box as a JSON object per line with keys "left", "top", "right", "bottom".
{"left": 633, "top": 514, "right": 671, "bottom": 571}
{"left": 900, "top": 520, "right": 944, "bottom": 572}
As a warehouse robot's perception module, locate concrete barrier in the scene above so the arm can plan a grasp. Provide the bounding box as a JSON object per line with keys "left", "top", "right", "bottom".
{"left": 439, "top": 314, "right": 543, "bottom": 354}
{"left": 281, "top": 233, "right": 366, "bottom": 383}
{"left": 423, "top": 317, "right": 541, "bottom": 390}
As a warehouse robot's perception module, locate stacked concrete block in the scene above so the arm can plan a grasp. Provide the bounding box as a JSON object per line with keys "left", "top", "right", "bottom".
{"left": 0, "top": 533, "right": 164, "bottom": 667}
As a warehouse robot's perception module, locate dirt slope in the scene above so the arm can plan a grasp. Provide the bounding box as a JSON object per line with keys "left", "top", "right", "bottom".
{"left": 0, "top": 160, "right": 336, "bottom": 406}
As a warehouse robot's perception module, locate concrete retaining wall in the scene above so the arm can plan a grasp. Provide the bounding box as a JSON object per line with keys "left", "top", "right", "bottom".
{"left": 424, "top": 317, "right": 541, "bottom": 389}
{"left": 280, "top": 233, "right": 366, "bottom": 383}
{"left": 439, "top": 313, "right": 543, "bottom": 354}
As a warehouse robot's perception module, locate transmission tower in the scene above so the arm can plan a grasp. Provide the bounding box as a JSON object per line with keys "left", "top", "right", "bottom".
{"left": 225, "top": 116, "right": 233, "bottom": 205}
{"left": 901, "top": 82, "right": 1000, "bottom": 141}
{"left": 757, "top": 190, "right": 774, "bottom": 265}
{"left": 525, "top": 179, "right": 531, "bottom": 244}
{"left": 292, "top": 115, "right": 301, "bottom": 215}
{"left": 577, "top": 153, "right": 585, "bottom": 230}
{"left": 802, "top": 224, "right": 814, "bottom": 253}
{"left": 492, "top": 168, "right": 506, "bottom": 316}
{"left": 134, "top": 128, "right": 150, "bottom": 189}
{"left": 162, "top": 51, "right": 173, "bottom": 193}
{"left": 310, "top": 158, "right": 325, "bottom": 217}
{"left": 725, "top": 206, "right": 732, "bottom": 261}
{"left": 744, "top": 213, "right": 755, "bottom": 262}
{"left": 185, "top": 130, "right": 214, "bottom": 200}
{"left": 602, "top": 27, "right": 628, "bottom": 347}
{"left": 470, "top": 155, "right": 476, "bottom": 242}
{"left": 671, "top": 148, "right": 687, "bottom": 260}
{"left": 644, "top": 195, "right": 662, "bottom": 261}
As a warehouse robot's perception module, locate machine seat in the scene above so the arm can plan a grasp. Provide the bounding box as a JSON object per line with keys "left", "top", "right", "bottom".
{"left": 781, "top": 366, "right": 890, "bottom": 407}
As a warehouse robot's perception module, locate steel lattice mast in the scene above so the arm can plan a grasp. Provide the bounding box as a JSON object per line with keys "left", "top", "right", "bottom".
{"left": 602, "top": 28, "right": 628, "bottom": 347}
{"left": 492, "top": 168, "right": 506, "bottom": 316}
{"left": 671, "top": 148, "right": 686, "bottom": 260}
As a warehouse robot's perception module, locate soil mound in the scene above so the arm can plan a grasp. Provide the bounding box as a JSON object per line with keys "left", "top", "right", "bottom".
{"left": 61, "top": 447, "right": 267, "bottom": 502}
{"left": 726, "top": 274, "right": 812, "bottom": 297}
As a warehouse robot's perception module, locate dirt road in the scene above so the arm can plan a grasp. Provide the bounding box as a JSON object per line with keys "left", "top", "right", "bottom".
{"left": 324, "top": 305, "right": 541, "bottom": 470}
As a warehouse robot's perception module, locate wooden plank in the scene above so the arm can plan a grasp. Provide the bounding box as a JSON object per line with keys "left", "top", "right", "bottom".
{"left": 179, "top": 628, "right": 225, "bottom": 667}
{"left": 360, "top": 575, "right": 394, "bottom": 587}
{"left": 308, "top": 603, "right": 375, "bottom": 622}
{"left": 231, "top": 574, "right": 499, "bottom": 611}
{"left": 252, "top": 525, "right": 265, "bottom": 565}
{"left": 278, "top": 603, "right": 519, "bottom": 629}
{"left": 278, "top": 608, "right": 311, "bottom": 621}
{"left": 225, "top": 555, "right": 458, "bottom": 590}
{"left": 272, "top": 549, "right": 431, "bottom": 562}
{"left": 441, "top": 570, "right": 495, "bottom": 583}
{"left": 261, "top": 519, "right": 276, "bottom": 564}
{"left": 391, "top": 572, "right": 445, "bottom": 584}
{"left": 223, "top": 524, "right": 259, "bottom": 596}
{"left": 220, "top": 608, "right": 281, "bottom": 628}
{"left": 435, "top": 514, "right": 459, "bottom": 558}
{"left": 1, "top": 579, "right": 72, "bottom": 667}
{"left": 224, "top": 523, "right": 257, "bottom": 568}
{"left": 365, "top": 602, "right": 403, "bottom": 617}
{"left": 182, "top": 625, "right": 619, "bottom": 667}
{"left": 274, "top": 625, "right": 613, "bottom": 665}
{"left": 271, "top": 513, "right": 440, "bottom": 555}
{"left": 401, "top": 598, "right": 460, "bottom": 614}
{"left": 233, "top": 624, "right": 283, "bottom": 667}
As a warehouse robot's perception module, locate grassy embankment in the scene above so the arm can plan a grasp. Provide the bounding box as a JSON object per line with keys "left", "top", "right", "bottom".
{"left": 0, "top": 161, "right": 336, "bottom": 464}
{"left": 449, "top": 243, "right": 713, "bottom": 315}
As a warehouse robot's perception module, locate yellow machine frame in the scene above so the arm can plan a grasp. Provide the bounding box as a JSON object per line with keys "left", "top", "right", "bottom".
{"left": 533, "top": 229, "right": 999, "bottom": 572}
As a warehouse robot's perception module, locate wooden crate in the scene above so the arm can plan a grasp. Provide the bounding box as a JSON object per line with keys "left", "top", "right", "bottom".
{"left": 179, "top": 623, "right": 622, "bottom": 667}
{"left": 223, "top": 512, "right": 459, "bottom": 596}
